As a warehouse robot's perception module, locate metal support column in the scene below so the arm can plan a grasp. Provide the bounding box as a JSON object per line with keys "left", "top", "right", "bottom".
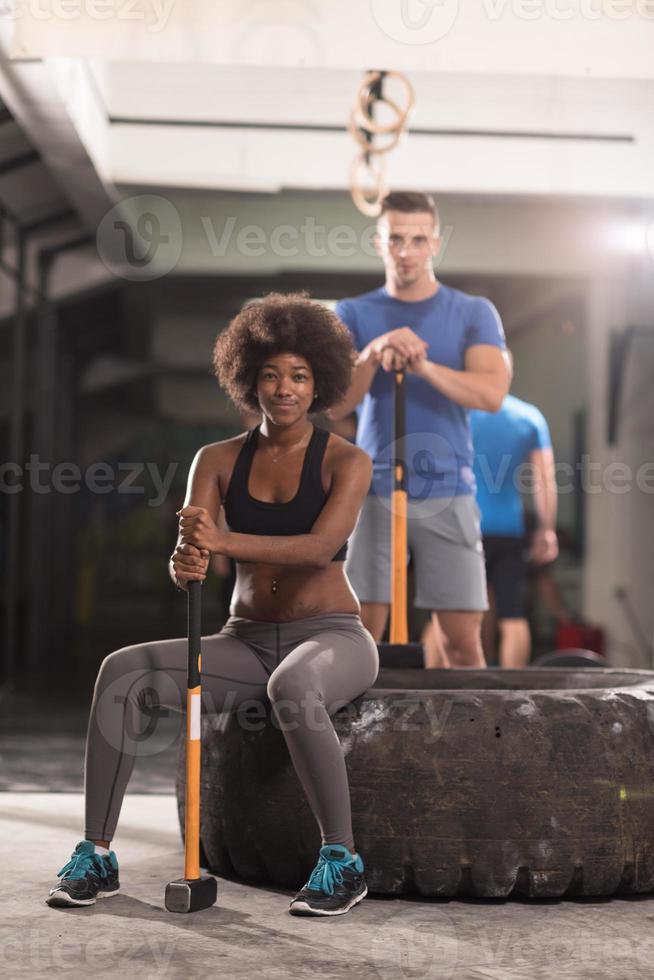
{"left": 26, "top": 233, "right": 91, "bottom": 673}
{"left": 2, "top": 226, "right": 26, "bottom": 682}
{"left": 0, "top": 189, "right": 76, "bottom": 683}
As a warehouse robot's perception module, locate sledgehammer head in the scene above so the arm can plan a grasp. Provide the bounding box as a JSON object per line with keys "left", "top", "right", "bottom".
{"left": 165, "top": 874, "right": 217, "bottom": 913}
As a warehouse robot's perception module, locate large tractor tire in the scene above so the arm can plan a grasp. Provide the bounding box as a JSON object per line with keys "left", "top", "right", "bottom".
{"left": 175, "top": 667, "right": 654, "bottom": 897}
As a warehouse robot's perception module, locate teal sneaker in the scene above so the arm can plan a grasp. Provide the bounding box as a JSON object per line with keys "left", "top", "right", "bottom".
{"left": 46, "top": 840, "right": 120, "bottom": 907}
{"left": 289, "top": 844, "right": 367, "bottom": 916}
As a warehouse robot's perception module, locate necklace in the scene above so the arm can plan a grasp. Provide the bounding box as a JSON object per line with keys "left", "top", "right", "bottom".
{"left": 268, "top": 446, "right": 306, "bottom": 463}
{"left": 260, "top": 429, "right": 312, "bottom": 463}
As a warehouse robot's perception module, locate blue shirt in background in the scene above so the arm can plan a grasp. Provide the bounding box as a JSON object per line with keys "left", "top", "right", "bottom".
{"left": 471, "top": 394, "right": 552, "bottom": 537}
{"left": 335, "top": 284, "right": 506, "bottom": 499}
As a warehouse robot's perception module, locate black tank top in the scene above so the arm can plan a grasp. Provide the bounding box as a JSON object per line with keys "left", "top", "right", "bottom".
{"left": 223, "top": 423, "right": 348, "bottom": 562}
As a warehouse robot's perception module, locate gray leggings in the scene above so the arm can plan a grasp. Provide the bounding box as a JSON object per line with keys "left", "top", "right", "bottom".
{"left": 84, "top": 612, "right": 379, "bottom": 852}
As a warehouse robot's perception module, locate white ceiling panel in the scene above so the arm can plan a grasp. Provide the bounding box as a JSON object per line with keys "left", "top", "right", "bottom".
{"left": 88, "top": 62, "right": 644, "bottom": 137}
{"left": 43, "top": 59, "right": 654, "bottom": 200}
{"left": 6, "top": 1, "right": 654, "bottom": 80}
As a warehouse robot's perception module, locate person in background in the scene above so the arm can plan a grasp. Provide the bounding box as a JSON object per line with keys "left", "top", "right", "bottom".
{"left": 330, "top": 191, "right": 509, "bottom": 668}
{"left": 471, "top": 352, "right": 558, "bottom": 667}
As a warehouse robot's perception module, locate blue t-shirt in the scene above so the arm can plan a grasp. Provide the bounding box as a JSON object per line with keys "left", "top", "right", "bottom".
{"left": 471, "top": 394, "right": 552, "bottom": 537}
{"left": 335, "top": 284, "right": 506, "bottom": 498}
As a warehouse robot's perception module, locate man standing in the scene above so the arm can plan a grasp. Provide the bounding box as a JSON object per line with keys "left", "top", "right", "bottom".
{"left": 472, "top": 363, "right": 559, "bottom": 667}
{"left": 331, "top": 191, "right": 509, "bottom": 667}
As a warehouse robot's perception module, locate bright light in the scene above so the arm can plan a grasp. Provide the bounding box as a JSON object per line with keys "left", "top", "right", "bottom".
{"left": 607, "top": 220, "right": 652, "bottom": 255}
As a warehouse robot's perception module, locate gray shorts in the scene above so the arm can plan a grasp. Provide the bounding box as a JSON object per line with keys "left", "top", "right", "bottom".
{"left": 345, "top": 493, "right": 488, "bottom": 612}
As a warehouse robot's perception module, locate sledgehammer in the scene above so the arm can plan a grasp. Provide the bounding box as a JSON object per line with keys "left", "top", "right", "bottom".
{"left": 165, "top": 580, "right": 218, "bottom": 912}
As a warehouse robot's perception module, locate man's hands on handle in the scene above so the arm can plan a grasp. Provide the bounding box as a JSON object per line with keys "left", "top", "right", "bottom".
{"left": 369, "top": 327, "right": 428, "bottom": 368}
{"left": 331, "top": 320, "right": 508, "bottom": 420}
{"left": 327, "top": 328, "right": 426, "bottom": 420}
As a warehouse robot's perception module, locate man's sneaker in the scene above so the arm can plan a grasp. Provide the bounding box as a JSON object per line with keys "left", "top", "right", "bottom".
{"left": 289, "top": 844, "right": 367, "bottom": 916}
{"left": 46, "top": 840, "right": 120, "bottom": 908}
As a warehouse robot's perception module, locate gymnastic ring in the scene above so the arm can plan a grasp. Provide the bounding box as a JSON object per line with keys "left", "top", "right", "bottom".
{"left": 354, "top": 70, "right": 415, "bottom": 135}
{"left": 348, "top": 109, "right": 404, "bottom": 155}
{"left": 352, "top": 90, "right": 406, "bottom": 138}
{"left": 355, "top": 71, "right": 412, "bottom": 133}
{"left": 349, "top": 152, "right": 387, "bottom": 217}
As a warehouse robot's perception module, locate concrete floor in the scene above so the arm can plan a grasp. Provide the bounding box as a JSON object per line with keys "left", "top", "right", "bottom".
{"left": 0, "top": 729, "right": 179, "bottom": 793}
{"left": 2, "top": 687, "right": 654, "bottom": 979}
{"left": 2, "top": 792, "right": 654, "bottom": 980}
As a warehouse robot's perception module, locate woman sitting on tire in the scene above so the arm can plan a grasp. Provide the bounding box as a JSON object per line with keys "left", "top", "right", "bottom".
{"left": 46, "top": 292, "right": 378, "bottom": 918}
